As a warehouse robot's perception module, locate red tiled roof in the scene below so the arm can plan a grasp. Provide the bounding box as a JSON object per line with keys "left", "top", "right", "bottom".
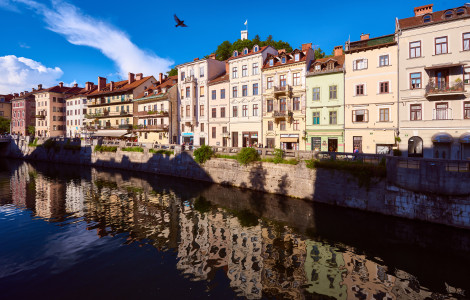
{"left": 0, "top": 94, "right": 13, "bottom": 102}
{"left": 65, "top": 86, "right": 98, "bottom": 99}
{"left": 346, "top": 34, "right": 396, "bottom": 53}
{"left": 40, "top": 85, "right": 83, "bottom": 94}
{"left": 399, "top": 5, "right": 469, "bottom": 30}
{"left": 208, "top": 72, "right": 229, "bottom": 85}
{"left": 262, "top": 48, "right": 309, "bottom": 70}
{"left": 135, "top": 75, "right": 178, "bottom": 100}
{"left": 227, "top": 46, "right": 273, "bottom": 61}
{"left": 87, "top": 76, "right": 154, "bottom": 97}
{"left": 308, "top": 54, "right": 345, "bottom": 73}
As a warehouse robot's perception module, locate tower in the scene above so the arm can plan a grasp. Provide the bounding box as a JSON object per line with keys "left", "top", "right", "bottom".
{"left": 241, "top": 30, "right": 248, "bottom": 40}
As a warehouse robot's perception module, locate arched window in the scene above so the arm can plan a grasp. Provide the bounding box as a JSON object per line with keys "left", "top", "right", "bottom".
{"left": 456, "top": 8, "right": 466, "bottom": 16}
{"left": 281, "top": 57, "right": 286, "bottom": 64}
{"left": 444, "top": 10, "right": 453, "bottom": 19}
{"left": 253, "top": 45, "right": 259, "bottom": 52}
{"left": 408, "top": 136, "right": 423, "bottom": 157}
{"left": 269, "top": 59, "right": 274, "bottom": 66}
{"left": 243, "top": 48, "right": 248, "bottom": 55}
{"left": 423, "top": 15, "right": 432, "bottom": 23}
{"left": 233, "top": 50, "right": 238, "bottom": 57}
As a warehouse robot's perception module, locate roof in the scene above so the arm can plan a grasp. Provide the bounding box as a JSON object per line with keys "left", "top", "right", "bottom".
{"left": 308, "top": 54, "right": 345, "bottom": 73}
{"left": 208, "top": 72, "right": 229, "bottom": 85}
{"left": 227, "top": 46, "right": 272, "bottom": 61}
{"left": 66, "top": 86, "right": 98, "bottom": 99}
{"left": 346, "top": 34, "right": 396, "bottom": 53}
{"left": 262, "top": 48, "right": 309, "bottom": 70}
{"left": 134, "top": 75, "right": 178, "bottom": 101}
{"left": 39, "top": 85, "right": 83, "bottom": 95}
{"left": 0, "top": 94, "right": 14, "bottom": 102}
{"left": 399, "top": 5, "right": 470, "bottom": 30}
{"left": 87, "top": 76, "right": 154, "bottom": 97}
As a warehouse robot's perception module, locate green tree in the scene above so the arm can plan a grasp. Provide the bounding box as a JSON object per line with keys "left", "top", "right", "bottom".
{"left": 27, "top": 125, "right": 35, "bottom": 136}
{"left": 215, "top": 40, "right": 233, "bottom": 61}
{"left": 0, "top": 117, "right": 10, "bottom": 134}
{"left": 314, "top": 47, "right": 326, "bottom": 59}
{"left": 167, "top": 68, "right": 177, "bottom": 77}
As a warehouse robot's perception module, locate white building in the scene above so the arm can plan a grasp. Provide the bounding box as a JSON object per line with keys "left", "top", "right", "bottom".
{"left": 66, "top": 82, "right": 95, "bottom": 138}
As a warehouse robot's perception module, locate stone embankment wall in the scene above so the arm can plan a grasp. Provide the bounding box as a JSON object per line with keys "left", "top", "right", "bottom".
{"left": 2, "top": 139, "right": 470, "bottom": 229}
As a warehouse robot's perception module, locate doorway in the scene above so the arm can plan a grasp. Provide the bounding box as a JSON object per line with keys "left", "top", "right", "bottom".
{"left": 232, "top": 132, "right": 238, "bottom": 147}
{"left": 328, "top": 138, "right": 338, "bottom": 152}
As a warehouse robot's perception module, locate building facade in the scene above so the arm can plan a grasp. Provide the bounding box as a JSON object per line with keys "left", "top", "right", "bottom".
{"left": 261, "top": 45, "right": 314, "bottom": 150}
{"left": 208, "top": 67, "right": 230, "bottom": 147}
{"left": 306, "top": 46, "right": 345, "bottom": 152}
{"left": 133, "top": 74, "right": 178, "bottom": 144}
{"left": 397, "top": 4, "right": 470, "bottom": 159}
{"left": 11, "top": 87, "right": 40, "bottom": 136}
{"left": 0, "top": 94, "right": 13, "bottom": 127}
{"left": 35, "top": 83, "right": 82, "bottom": 137}
{"left": 66, "top": 82, "right": 96, "bottom": 138}
{"left": 228, "top": 45, "right": 278, "bottom": 147}
{"left": 177, "top": 55, "right": 226, "bottom": 145}
{"left": 344, "top": 34, "right": 399, "bottom": 154}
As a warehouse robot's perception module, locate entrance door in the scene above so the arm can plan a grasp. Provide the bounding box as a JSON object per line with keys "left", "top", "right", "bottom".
{"left": 433, "top": 143, "right": 451, "bottom": 159}
{"left": 353, "top": 136, "right": 362, "bottom": 153}
{"left": 266, "top": 138, "right": 275, "bottom": 149}
{"left": 311, "top": 137, "right": 321, "bottom": 151}
{"left": 408, "top": 136, "right": 423, "bottom": 157}
{"left": 200, "top": 138, "right": 205, "bottom": 146}
{"left": 223, "top": 137, "right": 228, "bottom": 147}
{"left": 328, "top": 138, "right": 338, "bottom": 152}
{"left": 232, "top": 132, "right": 238, "bottom": 147}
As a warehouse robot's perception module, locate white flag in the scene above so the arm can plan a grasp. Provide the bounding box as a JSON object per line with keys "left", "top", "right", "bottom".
{"left": 244, "top": 20, "right": 247, "bottom": 26}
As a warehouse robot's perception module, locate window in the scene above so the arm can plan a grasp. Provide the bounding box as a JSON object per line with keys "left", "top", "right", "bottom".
{"left": 293, "top": 73, "right": 300, "bottom": 86}
{"left": 379, "top": 82, "right": 389, "bottom": 94}
{"left": 435, "top": 37, "right": 448, "bottom": 55}
{"left": 464, "top": 102, "right": 470, "bottom": 119}
{"left": 353, "top": 59, "right": 368, "bottom": 70}
{"left": 212, "top": 108, "right": 216, "bottom": 118}
{"left": 233, "top": 106, "right": 238, "bottom": 117}
{"left": 232, "top": 86, "right": 238, "bottom": 98}
{"left": 294, "top": 53, "right": 300, "bottom": 61}
{"left": 242, "top": 85, "right": 248, "bottom": 97}
{"left": 379, "top": 55, "right": 389, "bottom": 66}
{"left": 356, "top": 84, "right": 364, "bottom": 95}
{"left": 253, "top": 104, "right": 258, "bottom": 116}
{"left": 267, "top": 100, "right": 273, "bottom": 112}
{"left": 200, "top": 67, "right": 205, "bottom": 78}
{"left": 329, "top": 86, "right": 337, "bottom": 99}
{"left": 293, "top": 119, "right": 299, "bottom": 130}
{"left": 329, "top": 111, "right": 337, "bottom": 125}
{"left": 315, "top": 64, "right": 321, "bottom": 71}
{"left": 312, "top": 88, "right": 320, "bottom": 100}
{"left": 457, "top": 8, "right": 466, "bottom": 16}
{"left": 435, "top": 102, "right": 448, "bottom": 120}
{"left": 233, "top": 50, "right": 238, "bottom": 57}
{"left": 186, "top": 87, "right": 190, "bottom": 98}
{"left": 280, "top": 120, "right": 286, "bottom": 130}
{"left": 212, "top": 127, "right": 216, "bottom": 138}
{"left": 200, "top": 105, "right": 204, "bottom": 116}
{"left": 423, "top": 15, "right": 432, "bottom": 23}
{"left": 293, "top": 97, "right": 300, "bottom": 111}
{"left": 186, "top": 105, "right": 190, "bottom": 117}
{"left": 444, "top": 10, "right": 453, "bottom": 18}
{"left": 254, "top": 45, "right": 259, "bottom": 52}
{"left": 243, "top": 48, "right": 248, "bottom": 55}
{"left": 410, "top": 41, "right": 421, "bottom": 58}
{"left": 313, "top": 112, "right": 320, "bottom": 124}
{"left": 252, "top": 63, "right": 259, "bottom": 75}
{"left": 410, "top": 73, "right": 422, "bottom": 89}
{"left": 242, "top": 65, "right": 248, "bottom": 77}
{"left": 379, "top": 108, "right": 390, "bottom": 122}
{"left": 200, "top": 86, "right": 205, "bottom": 97}
{"left": 212, "top": 90, "right": 216, "bottom": 100}
{"left": 253, "top": 83, "right": 258, "bottom": 95}
{"left": 280, "top": 75, "right": 286, "bottom": 87}
{"left": 269, "top": 59, "right": 274, "bottom": 66}
{"left": 410, "top": 104, "right": 422, "bottom": 121}
{"left": 221, "top": 107, "right": 226, "bottom": 118}
{"left": 465, "top": 67, "right": 470, "bottom": 84}
{"left": 242, "top": 105, "right": 248, "bottom": 117}
{"left": 221, "top": 89, "right": 225, "bottom": 99}
{"left": 464, "top": 33, "right": 470, "bottom": 51}
{"left": 201, "top": 123, "right": 204, "bottom": 132}
{"left": 280, "top": 98, "right": 286, "bottom": 112}
{"left": 181, "top": 72, "right": 185, "bottom": 81}
{"left": 232, "top": 67, "right": 238, "bottom": 78}
{"left": 267, "top": 77, "right": 273, "bottom": 89}
{"left": 268, "top": 121, "right": 273, "bottom": 131}
{"left": 352, "top": 109, "right": 368, "bottom": 122}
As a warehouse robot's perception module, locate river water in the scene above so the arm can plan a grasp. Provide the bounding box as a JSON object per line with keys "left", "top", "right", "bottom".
{"left": 0, "top": 159, "right": 469, "bottom": 299}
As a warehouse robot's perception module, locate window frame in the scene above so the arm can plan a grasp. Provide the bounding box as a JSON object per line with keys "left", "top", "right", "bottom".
{"left": 253, "top": 104, "right": 258, "bottom": 116}
{"left": 267, "top": 77, "right": 273, "bottom": 89}
{"left": 463, "top": 32, "right": 470, "bottom": 51}
{"left": 242, "top": 105, "right": 248, "bottom": 117}
{"left": 379, "top": 55, "right": 390, "bottom": 67}
{"left": 212, "top": 127, "right": 216, "bottom": 138}
{"left": 232, "top": 67, "right": 238, "bottom": 78}
{"left": 293, "top": 97, "right": 300, "bottom": 111}
{"left": 329, "top": 111, "right": 337, "bottom": 125}
{"left": 211, "top": 90, "right": 216, "bottom": 100}
{"left": 252, "top": 83, "right": 258, "bottom": 95}
{"left": 242, "top": 85, "right": 248, "bottom": 97}
{"left": 232, "top": 106, "right": 238, "bottom": 117}
{"left": 410, "top": 72, "right": 422, "bottom": 89}
{"left": 329, "top": 85, "right": 337, "bottom": 99}
{"left": 379, "top": 81, "right": 390, "bottom": 94}
{"left": 221, "top": 89, "right": 225, "bottom": 99}
{"left": 252, "top": 63, "right": 259, "bottom": 75}
{"left": 220, "top": 107, "right": 226, "bottom": 118}
{"left": 293, "top": 73, "right": 300, "bottom": 86}
{"left": 279, "top": 74, "right": 286, "bottom": 87}
{"left": 355, "top": 84, "right": 365, "bottom": 96}
{"left": 268, "top": 121, "right": 273, "bottom": 131}
{"left": 464, "top": 101, "right": 470, "bottom": 119}
{"left": 379, "top": 107, "right": 390, "bottom": 122}
{"left": 409, "top": 41, "right": 422, "bottom": 58}
{"left": 200, "top": 105, "right": 204, "bottom": 117}
{"left": 232, "top": 86, "right": 238, "bottom": 98}
{"left": 352, "top": 109, "right": 369, "bottom": 122}
{"left": 312, "top": 111, "right": 320, "bottom": 125}
{"left": 242, "top": 65, "right": 248, "bottom": 77}
{"left": 435, "top": 36, "right": 448, "bottom": 55}
{"left": 353, "top": 58, "right": 368, "bottom": 70}
{"left": 464, "top": 66, "right": 470, "bottom": 84}
{"left": 211, "top": 108, "right": 217, "bottom": 118}
{"left": 312, "top": 87, "right": 320, "bottom": 101}
{"left": 267, "top": 99, "right": 273, "bottom": 112}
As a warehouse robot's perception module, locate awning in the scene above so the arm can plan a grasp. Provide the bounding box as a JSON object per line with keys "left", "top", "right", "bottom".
{"left": 280, "top": 137, "right": 299, "bottom": 143}
{"left": 123, "top": 133, "right": 137, "bottom": 138}
{"left": 92, "top": 130, "right": 127, "bottom": 137}
{"left": 432, "top": 133, "right": 453, "bottom": 143}
{"left": 459, "top": 133, "right": 470, "bottom": 144}
{"left": 424, "top": 63, "right": 466, "bottom": 70}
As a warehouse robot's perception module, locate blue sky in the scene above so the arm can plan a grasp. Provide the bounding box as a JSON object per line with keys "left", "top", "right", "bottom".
{"left": 0, "top": 0, "right": 465, "bottom": 93}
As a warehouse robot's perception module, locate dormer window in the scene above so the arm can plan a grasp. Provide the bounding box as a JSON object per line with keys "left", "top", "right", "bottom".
{"left": 233, "top": 50, "right": 238, "bottom": 57}
{"left": 253, "top": 45, "right": 259, "bottom": 52}
{"left": 327, "top": 62, "right": 334, "bottom": 70}
{"left": 444, "top": 10, "right": 453, "bottom": 19}
{"left": 294, "top": 53, "right": 300, "bottom": 62}
{"left": 281, "top": 57, "right": 286, "bottom": 64}
{"left": 243, "top": 48, "right": 248, "bottom": 55}
{"left": 315, "top": 64, "right": 321, "bottom": 71}
{"left": 423, "top": 15, "right": 432, "bottom": 23}
{"left": 269, "top": 59, "right": 274, "bottom": 66}
{"left": 456, "top": 8, "right": 466, "bottom": 16}
{"left": 144, "top": 91, "right": 148, "bottom": 96}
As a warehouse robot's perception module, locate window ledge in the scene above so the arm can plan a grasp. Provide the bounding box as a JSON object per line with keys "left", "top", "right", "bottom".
{"left": 433, "top": 52, "right": 451, "bottom": 56}
{"left": 460, "top": 50, "right": 470, "bottom": 53}
{"left": 354, "top": 94, "right": 367, "bottom": 97}
{"left": 407, "top": 56, "right": 424, "bottom": 60}
{"left": 377, "top": 65, "right": 392, "bottom": 68}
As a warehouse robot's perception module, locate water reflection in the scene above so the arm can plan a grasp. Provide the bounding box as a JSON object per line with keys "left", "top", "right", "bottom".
{"left": 1, "top": 159, "right": 468, "bottom": 299}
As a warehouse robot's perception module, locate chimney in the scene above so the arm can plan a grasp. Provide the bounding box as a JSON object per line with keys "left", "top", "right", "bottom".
{"left": 208, "top": 53, "right": 216, "bottom": 60}
{"left": 110, "top": 81, "right": 115, "bottom": 91}
{"left": 193, "top": 58, "right": 199, "bottom": 61}
{"left": 20, "top": 92, "right": 24, "bottom": 96}
{"left": 159, "top": 73, "right": 163, "bottom": 83}
{"left": 14, "top": 93, "right": 19, "bottom": 97}
{"left": 278, "top": 49, "right": 286, "bottom": 54}
{"left": 334, "top": 45, "right": 344, "bottom": 56}
{"left": 414, "top": 4, "right": 433, "bottom": 16}
{"left": 164, "top": 75, "right": 168, "bottom": 80}
{"left": 85, "top": 82, "right": 94, "bottom": 91}
{"left": 38, "top": 84, "right": 42, "bottom": 90}
{"left": 360, "top": 33, "right": 370, "bottom": 40}
{"left": 73, "top": 83, "right": 78, "bottom": 88}
{"left": 225, "top": 62, "right": 229, "bottom": 74}
{"left": 128, "top": 72, "right": 135, "bottom": 84}
{"left": 32, "top": 88, "right": 36, "bottom": 92}
{"left": 59, "top": 82, "right": 64, "bottom": 88}
{"left": 302, "top": 43, "right": 312, "bottom": 52}
{"left": 136, "top": 73, "right": 143, "bottom": 81}
{"left": 98, "top": 76, "right": 107, "bottom": 91}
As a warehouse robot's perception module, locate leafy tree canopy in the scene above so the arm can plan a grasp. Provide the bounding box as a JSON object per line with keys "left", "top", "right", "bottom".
{"left": 167, "top": 68, "right": 178, "bottom": 77}
{"left": 0, "top": 117, "right": 10, "bottom": 134}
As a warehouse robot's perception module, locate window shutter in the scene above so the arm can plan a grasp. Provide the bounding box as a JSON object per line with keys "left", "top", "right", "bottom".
{"left": 364, "top": 59, "right": 368, "bottom": 69}
{"left": 353, "top": 60, "right": 357, "bottom": 70}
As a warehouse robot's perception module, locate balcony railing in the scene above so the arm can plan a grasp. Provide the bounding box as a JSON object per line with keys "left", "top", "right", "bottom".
{"left": 425, "top": 81, "right": 465, "bottom": 97}
{"left": 134, "top": 110, "right": 169, "bottom": 117}
{"left": 85, "top": 111, "right": 131, "bottom": 119}
{"left": 273, "top": 110, "right": 287, "bottom": 118}
{"left": 184, "top": 75, "right": 196, "bottom": 83}
{"left": 35, "top": 114, "right": 46, "bottom": 119}
{"left": 134, "top": 124, "right": 169, "bottom": 131}
{"left": 433, "top": 108, "right": 453, "bottom": 120}
{"left": 221, "top": 132, "right": 230, "bottom": 137}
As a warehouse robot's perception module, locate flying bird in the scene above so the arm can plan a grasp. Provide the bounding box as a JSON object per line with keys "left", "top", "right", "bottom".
{"left": 174, "top": 14, "right": 188, "bottom": 27}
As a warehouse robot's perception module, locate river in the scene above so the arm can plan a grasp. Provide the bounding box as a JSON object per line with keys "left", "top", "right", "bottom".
{"left": 0, "top": 159, "right": 468, "bottom": 299}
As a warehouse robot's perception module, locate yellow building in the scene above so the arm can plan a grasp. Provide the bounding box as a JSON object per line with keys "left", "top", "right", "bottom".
{"left": 133, "top": 74, "right": 178, "bottom": 144}
{"left": 344, "top": 34, "right": 399, "bottom": 154}
{"left": 0, "top": 94, "right": 12, "bottom": 121}
{"left": 85, "top": 73, "right": 155, "bottom": 138}
{"left": 261, "top": 45, "right": 314, "bottom": 149}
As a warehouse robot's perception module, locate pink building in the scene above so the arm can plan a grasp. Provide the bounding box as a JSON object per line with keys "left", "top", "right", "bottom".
{"left": 11, "top": 85, "right": 43, "bottom": 136}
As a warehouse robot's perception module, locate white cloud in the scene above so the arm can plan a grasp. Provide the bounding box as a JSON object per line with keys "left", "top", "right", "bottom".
{"left": 0, "top": 0, "right": 19, "bottom": 12}
{"left": 0, "top": 55, "right": 63, "bottom": 94}
{"left": 12, "top": 0, "right": 174, "bottom": 78}
{"left": 19, "top": 42, "right": 30, "bottom": 49}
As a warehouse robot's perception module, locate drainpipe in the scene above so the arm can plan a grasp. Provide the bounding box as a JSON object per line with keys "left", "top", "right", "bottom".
{"left": 396, "top": 17, "right": 401, "bottom": 154}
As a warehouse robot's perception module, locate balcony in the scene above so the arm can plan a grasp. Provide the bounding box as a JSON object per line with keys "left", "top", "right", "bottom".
{"left": 134, "top": 124, "right": 169, "bottom": 132}
{"left": 183, "top": 75, "right": 196, "bottom": 84}
{"left": 273, "top": 85, "right": 292, "bottom": 97}
{"left": 35, "top": 114, "right": 46, "bottom": 119}
{"left": 85, "top": 111, "right": 131, "bottom": 119}
{"left": 134, "top": 110, "right": 169, "bottom": 118}
{"left": 273, "top": 110, "right": 287, "bottom": 119}
{"left": 425, "top": 81, "right": 466, "bottom": 98}
{"left": 221, "top": 132, "right": 230, "bottom": 138}
{"left": 433, "top": 108, "right": 453, "bottom": 120}
{"left": 88, "top": 97, "right": 132, "bottom": 107}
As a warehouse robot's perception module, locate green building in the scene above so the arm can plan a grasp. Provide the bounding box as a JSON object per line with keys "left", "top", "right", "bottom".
{"left": 306, "top": 47, "right": 345, "bottom": 152}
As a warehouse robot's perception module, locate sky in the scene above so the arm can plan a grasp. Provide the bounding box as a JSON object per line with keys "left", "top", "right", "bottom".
{"left": 0, "top": 0, "right": 465, "bottom": 93}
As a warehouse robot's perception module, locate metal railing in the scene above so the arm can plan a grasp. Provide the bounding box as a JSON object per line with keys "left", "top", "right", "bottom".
{"left": 425, "top": 81, "right": 465, "bottom": 96}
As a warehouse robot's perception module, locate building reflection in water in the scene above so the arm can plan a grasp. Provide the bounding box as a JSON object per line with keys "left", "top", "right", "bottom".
{"left": 5, "top": 162, "right": 467, "bottom": 300}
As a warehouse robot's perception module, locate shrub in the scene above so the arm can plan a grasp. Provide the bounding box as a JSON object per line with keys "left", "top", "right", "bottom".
{"left": 236, "top": 147, "right": 260, "bottom": 165}
{"left": 193, "top": 145, "right": 214, "bottom": 164}
{"left": 215, "top": 154, "right": 237, "bottom": 160}
{"left": 122, "top": 146, "right": 144, "bottom": 152}
{"left": 94, "top": 145, "right": 117, "bottom": 153}
{"left": 28, "top": 138, "right": 39, "bottom": 147}
{"left": 273, "top": 148, "right": 283, "bottom": 164}
{"left": 393, "top": 149, "right": 402, "bottom": 157}
{"left": 42, "top": 139, "right": 57, "bottom": 151}
{"left": 150, "top": 149, "right": 174, "bottom": 155}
